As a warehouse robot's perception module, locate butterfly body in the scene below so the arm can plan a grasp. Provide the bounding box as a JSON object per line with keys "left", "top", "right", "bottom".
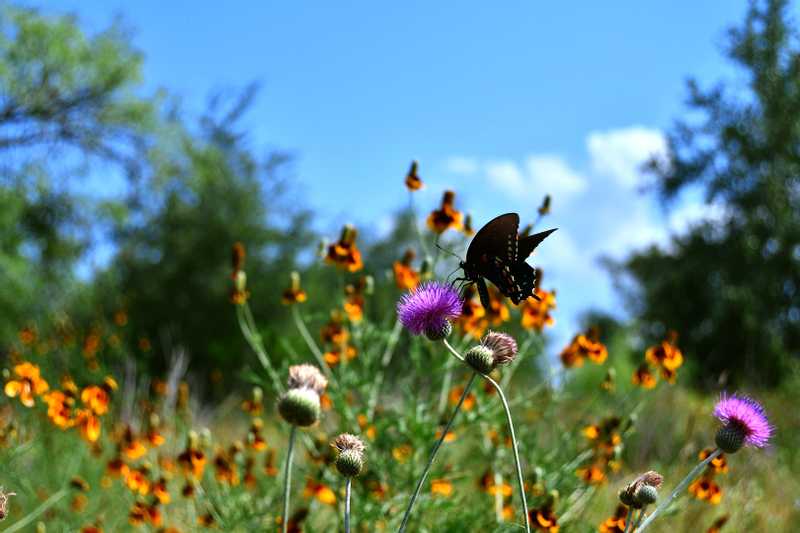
{"left": 458, "top": 213, "right": 556, "bottom": 308}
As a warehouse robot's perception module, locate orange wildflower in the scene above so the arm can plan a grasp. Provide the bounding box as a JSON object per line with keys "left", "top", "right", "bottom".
{"left": 392, "top": 444, "right": 413, "bottom": 463}
{"left": 393, "top": 249, "right": 421, "bottom": 290}
{"left": 125, "top": 466, "right": 151, "bottom": 496}
{"left": 426, "top": 190, "right": 463, "bottom": 234}
{"left": 456, "top": 285, "right": 488, "bottom": 337}
{"left": 529, "top": 504, "right": 559, "bottom": 532}
{"left": 44, "top": 390, "right": 76, "bottom": 428}
{"left": 304, "top": 479, "right": 336, "bottom": 505}
{"left": 323, "top": 345, "right": 358, "bottom": 366}
{"left": 576, "top": 463, "right": 607, "bottom": 484}
{"left": 241, "top": 387, "right": 263, "bottom": 415}
{"left": 598, "top": 504, "right": 628, "bottom": 533}
{"left": 434, "top": 428, "right": 456, "bottom": 443}
{"left": 281, "top": 271, "right": 307, "bottom": 305}
{"left": 404, "top": 160, "right": 423, "bottom": 191}
{"left": 76, "top": 409, "right": 101, "bottom": 442}
{"left": 153, "top": 477, "right": 170, "bottom": 504}
{"left": 520, "top": 288, "right": 556, "bottom": 331}
{"left": 198, "top": 512, "right": 215, "bottom": 526}
{"left": 485, "top": 285, "right": 510, "bottom": 325}
{"left": 264, "top": 450, "right": 279, "bottom": 477}
{"left": 121, "top": 427, "right": 147, "bottom": 460}
{"left": 343, "top": 277, "right": 370, "bottom": 322}
{"left": 479, "top": 470, "right": 513, "bottom": 497}
{"left": 689, "top": 475, "right": 723, "bottom": 504}
{"left": 248, "top": 418, "right": 268, "bottom": 451}
{"left": 325, "top": 225, "right": 363, "bottom": 272}
{"left": 462, "top": 213, "right": 476, "bottom": 237}
{"left": 214, "top": 449, "right": 240, "bottom": 486}
{"left": 320, "top": 312, "right": 349, "bottom": 345}
{"left": 356, "top": 413, "right": 376, "bottom": 440}
{"left": 178, "top": 445, "right": 207, "bottom": 480}
{"left": 449, "top": 384, "right": 476, "bottom": 411}
{"left": 114, "top": 310, "right": 128, "bottom": 326}
{"left": 231, "top": 241, "right": 246, "bottom": 273}
{"left": 645, "top": 332, "right": 683, "bottom": 380}
{"left": 632, "top": 363, "right": 657, "bottom": 389}
{"left": 431, "top": 478, "right": 453, "bottom": 497}
{"left": 4, "top": 362, "right": 49, "bottom": 407}
{"left": 560, "top": 328, "right": 608, "bottom": 368}
{"left": 700, "top": 448, "right": 728, "bottom": 474}
{"left": 81, "top": 385, "right": 110, "bottom": 415}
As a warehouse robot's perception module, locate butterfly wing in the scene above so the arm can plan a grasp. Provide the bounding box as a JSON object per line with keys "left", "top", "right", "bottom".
{"left": 475, "top": 277, "right": 491, "bottom": 309}
{"left": 480, "top": 257, "right": 537, "bottom": 305}
{"left": 518, "top": 228, "right": 558, "bottom": 259}
{"left": 465, "top": 213, "right": 520, "bottom": 269}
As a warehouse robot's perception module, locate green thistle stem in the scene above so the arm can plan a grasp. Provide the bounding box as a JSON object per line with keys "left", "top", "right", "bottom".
{"left": 398, "top": 372, "right": 477, "bottom": 533}
{"left": 236, "top": 304, "right": 283, "bottom": 393}
{"left": 4, "top": 489, "right": 66, "bottom": 533}
{"left": 633, "top": 507, "right": 647, "bottom": 530}
{"left": 635, "top": 448, "right": 721, "bottom": 532}
{"left": 344, "top": 477, "right": 352, "bottom": 533}
{"left": 623, "top": 507, "right": 634, "bottom": 533}
{"left": 483, "top": 375, "right": 531, "bottom": 533}
{"left": 282, "top": 426, "right": 298, "bottom": 533}
{"left": 290, "top": 305, "right": 334, "bottom": 382}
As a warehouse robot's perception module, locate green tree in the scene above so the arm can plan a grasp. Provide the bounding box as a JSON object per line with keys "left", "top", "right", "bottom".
{"left": 0, "top": 4, "right": 159, "bottom": 342}
{"left": 616, "top": 0, "right": 800, "bottom": 388}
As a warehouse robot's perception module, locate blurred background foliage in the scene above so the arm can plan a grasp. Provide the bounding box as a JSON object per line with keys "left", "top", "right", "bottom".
{"left": 1, "top": 0, "right": 799, "bottom": 394}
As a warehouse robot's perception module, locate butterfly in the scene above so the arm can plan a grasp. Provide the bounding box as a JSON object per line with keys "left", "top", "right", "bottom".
{"left": 456, "top": 213, "right": 556, "bottom": 309}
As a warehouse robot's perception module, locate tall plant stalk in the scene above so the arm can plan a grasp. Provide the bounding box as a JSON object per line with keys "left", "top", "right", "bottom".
{"left": 281, "top": 427, "right": 298, "bottom": 533}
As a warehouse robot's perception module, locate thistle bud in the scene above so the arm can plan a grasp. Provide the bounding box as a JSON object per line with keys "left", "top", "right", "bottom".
{"left": 715, "top": 424, "right": 746, "bottom": 454}
{"left": 332, "top": 434, "right": 366, "bottom": 478}
{"left": 278, "top": 388, "right": 321, "bottom": 427}
{"left": 634, "top": 484, "right": 658, "bottom": 505}
{"left": 465, "top": 345, "right": 494, "bottom": 375}
{"left": 425, "top": 320, "right": 452, "bottom": 341}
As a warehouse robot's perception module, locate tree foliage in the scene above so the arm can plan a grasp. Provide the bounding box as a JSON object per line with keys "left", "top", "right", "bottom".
{"left": 618, "top": 0, "right": 800, "bottom": 388}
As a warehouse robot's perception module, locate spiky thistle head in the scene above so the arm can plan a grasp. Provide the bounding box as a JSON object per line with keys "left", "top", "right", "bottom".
{"left": 286, "top": 364, "right": 328, "bottom": 395}
{"left": 713, "top": 393, "right": 773, "bottom": 453}
{"left": 332, "top": 433, "right": 366, "bottom": 477}
{"left": 397, "top": 281, "right": 462, "bottom": 340}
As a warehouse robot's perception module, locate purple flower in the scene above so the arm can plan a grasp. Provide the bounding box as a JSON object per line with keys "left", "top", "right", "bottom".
{"left": 397, "top": 281, "right": 462, "bottom": 338}
{"left": 481, "top": 331, "right": 518, "bottom": 366}
{"left": 713, "top": 393, "right": 773, "bottom": 449}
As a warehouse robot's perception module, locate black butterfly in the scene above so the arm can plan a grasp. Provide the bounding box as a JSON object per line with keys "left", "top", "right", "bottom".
{"left": 457, "top": 213, "right": 556, "bottom": 309}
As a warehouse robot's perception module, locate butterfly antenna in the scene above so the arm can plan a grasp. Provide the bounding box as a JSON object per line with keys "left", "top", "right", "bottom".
{"left": 435, "top": 242, "right": 463, "bottom": 262}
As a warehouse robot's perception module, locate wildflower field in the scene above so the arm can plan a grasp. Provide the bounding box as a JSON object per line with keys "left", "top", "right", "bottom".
{"left": 2, "top": 173, "right": 797, "bottom": 532}
{"left": 2, "top": 1, "right": 800, "bottom": 532}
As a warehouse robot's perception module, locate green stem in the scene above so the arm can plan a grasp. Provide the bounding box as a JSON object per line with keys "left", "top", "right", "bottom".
{"left": 398, "top": 372, "right": 477, "bottom": 533}
{"left": 4, "top": 489, "right": 67, "bottom": 533}
{"left": 236, "top": 305, "right": 283, "bottom": 393}
{"left": 482, "top": 375, "right": 531, "bottom": 533}
{"left": 633, "top": 507, "right": 647, "bottom": 530}
{"left": 282, "top": 426, "right": 298, "bottom": 533}
{"left": 623, "top": 507, "right": 635, "bottom": 533}
{"left": 635, "top": 448, "right": 721, "bottom": 532}
{"left": 344, "top": 477, "right": 352, "bottom": 533}
{"left": 290, "top": 305, "right": 334, "bottom": 382}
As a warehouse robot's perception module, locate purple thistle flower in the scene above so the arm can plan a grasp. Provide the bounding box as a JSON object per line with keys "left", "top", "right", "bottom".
{"left": 481, "top": 331, "right": 518, "bottom": 367}
{"left": 713, "top": 393, "right": 773, "bottom": 450}
{"left": 397, "top": 281, "right": 462, "bottom": 339}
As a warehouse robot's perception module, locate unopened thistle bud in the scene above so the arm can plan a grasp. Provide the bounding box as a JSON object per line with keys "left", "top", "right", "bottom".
{"left": 619, "top": 470, "right": 663, "bottom": 509}
{"left": 279, "top": 364, "right": 328, "bottom": 427}
{"left": 634, "top": 484, "right": 658, "bottom": 505}
{"left": 465, "top": 345, "right": 494, "bottom": 375}
{"left": 332, "top": 434, "right": 366, "bottom": 478}
{"left": 480, "top": 331, "right": 518, "bottom": 367}
{"left": 278, "top": 388, "right": 321, "bottom": 427}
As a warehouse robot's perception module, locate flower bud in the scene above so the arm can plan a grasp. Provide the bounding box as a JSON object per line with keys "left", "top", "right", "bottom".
{"left": 234, "top": 270, "right": 247, "bottom": 292}
{"left": 336, "top": 449, "right": 363, "bottom": 477}
{"left": 278, "top": 388, "right": 321, "bottom": 427}
{"left": 465, "top": 345, "right": 494, "bottom": 374}
{"left": 424, "top": 320, "right": 452, "bottom": 341}
{"left": 634, "top": 484, "right": 658, "bottom": 505}
{"left": 715, "top": 424, "right": 746, "bottom": 454}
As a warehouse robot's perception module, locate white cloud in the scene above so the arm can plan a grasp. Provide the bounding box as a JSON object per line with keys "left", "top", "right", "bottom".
{"left": 484, "top": 154, "right": 587, "bottom": 202}
{"left": 443, "top": 156, "right": 479, "bottom": 175}
{"left": 587, "top": 126, "right": 667, "bottom": 188}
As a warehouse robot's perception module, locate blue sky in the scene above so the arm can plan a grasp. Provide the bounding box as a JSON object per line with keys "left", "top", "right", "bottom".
{"left": 33, "top": 1, "right": 746, "bottom": 351}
